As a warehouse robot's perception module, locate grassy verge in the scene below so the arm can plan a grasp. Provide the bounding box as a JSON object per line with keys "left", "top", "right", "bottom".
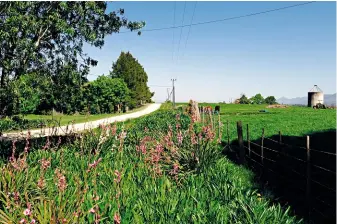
{"left": 0, "top": 105, "right": 302, "bottom": 223}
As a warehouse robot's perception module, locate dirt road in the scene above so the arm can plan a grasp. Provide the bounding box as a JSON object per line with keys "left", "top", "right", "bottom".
{"left": 1, "top": 103, "right": 161, "bottom": 139}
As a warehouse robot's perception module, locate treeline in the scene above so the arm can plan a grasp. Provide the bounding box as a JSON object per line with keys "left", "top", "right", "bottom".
{"left": 6, "top": 52, "right": 153, "bottom": 116}
{"left": 0, "top": 2, "right": 149, "bottom": 117}
{"left": 237, "top": 93, "right": 277, "bottom": 105}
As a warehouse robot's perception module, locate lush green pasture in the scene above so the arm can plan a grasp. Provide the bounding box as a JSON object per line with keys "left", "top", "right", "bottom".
{"left": 178, "top": 103, "right": 336, "bottom": 142}
{"left": 0, "top": 108, "right": 301, "bottom": 223}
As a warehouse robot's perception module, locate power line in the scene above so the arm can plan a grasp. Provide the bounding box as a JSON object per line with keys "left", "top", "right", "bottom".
{"left": 119, "top": 1, "right": 316, "bottom": 34}
{"left": 182, "top": 1, "right": 197, "bottom": 58}
{"left": 176, "top": 1, "right": 187, "bottom": 57}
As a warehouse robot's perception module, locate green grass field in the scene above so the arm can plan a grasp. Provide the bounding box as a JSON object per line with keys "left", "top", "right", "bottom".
{"left": 23, "top": 104, "right": 149, "bottom": 127}
{"left": 178, "top": 103, "right": 336, "bottom": 143}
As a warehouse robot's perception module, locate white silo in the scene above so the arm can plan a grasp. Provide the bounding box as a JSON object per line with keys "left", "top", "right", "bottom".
{"left": 308, "top": 85, "right": 324, "bottom": 107}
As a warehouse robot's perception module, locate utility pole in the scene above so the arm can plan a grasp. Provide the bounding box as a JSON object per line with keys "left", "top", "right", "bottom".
{"left": 167, "top": 88, "right": 170, "bottom": 101}
{"left": 171, "top": 78, "right": 176, "bottom": 108}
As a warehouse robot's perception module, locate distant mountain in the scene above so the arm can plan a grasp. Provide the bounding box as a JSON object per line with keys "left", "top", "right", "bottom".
{"left": 277, "top": 93, "right": 336, "bottom": 106}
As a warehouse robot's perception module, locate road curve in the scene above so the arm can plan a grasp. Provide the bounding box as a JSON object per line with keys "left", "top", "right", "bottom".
{"left": 2, "top": 103, "right": 161, "bottom": 139}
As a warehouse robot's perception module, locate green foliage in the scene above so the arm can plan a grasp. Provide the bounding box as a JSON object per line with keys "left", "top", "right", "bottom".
{"left": 0, "top": 117, "right": 48, "bottom": 132}
{"left": 239, "top": 94, "right": 250, "bottom": 104}
{"left": 83, "top": 76, "right": 130, "bottom": 114}
{"left": 110, "top": 51, "right": 154, "bottom": 108}
{"left": 13, "top": 73, "right": 53, "bottom": 115}
{"left": 0, "top": 109, "right": 302, "bottom": 223}
{"left": 249, "top": 93, "right": 265, "bottom": 104}
{"left": 265, "top": 96, "right": 277, "bottom": 105}
{"left": 0, "top": 2, "right": 145, "bottom": 116}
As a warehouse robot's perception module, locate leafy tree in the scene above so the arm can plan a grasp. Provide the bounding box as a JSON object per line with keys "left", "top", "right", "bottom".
{"left": 265, "top": 96, "right": 277, "bottom": 105}
{"left": 51, "top": 62, "right": 89, "bottom": 114}
{"left": 250, "top": 93, "right": 265, "bottom": 104}
{"left": 0, "top": 2, "right": 145, "bottom": 115}
{"left": 83, "top": 76, "right": 130, "bottom": 114}
{"left": 239, "top": 94, "right": 250, "bottom": 104}
{"left": 13, "top": 73, "right": 53, "bottom": 115}
{"left": 110, "top": 52, "right": 154, "bottom": 108}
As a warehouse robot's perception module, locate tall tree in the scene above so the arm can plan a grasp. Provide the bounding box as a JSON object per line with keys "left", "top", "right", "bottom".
{"left": 265, "top": 96, "right": 277, "bottom": 105}
{"left": 83, "top": 76, "right": 130, "bottom": 114}
{"left": 0, "top": 2, "right": 145, "bottom": 115}
{"left": 250, "top": 93, "right": 265, "bottom": 104}
{"left": 110, "top": 51, "right": 154, "bottom": 108}
{"left": 239, "top": 94, "right": 250, "bottom": 104}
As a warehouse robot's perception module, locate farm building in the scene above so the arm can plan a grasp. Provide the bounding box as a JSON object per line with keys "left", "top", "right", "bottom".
{"left": 308, "top": 85, "right": 324, "bottom": 107}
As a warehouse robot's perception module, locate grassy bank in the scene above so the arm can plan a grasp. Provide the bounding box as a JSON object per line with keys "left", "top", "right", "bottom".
{"left": 0, "top": 106, "right": 302, "bottom": 223}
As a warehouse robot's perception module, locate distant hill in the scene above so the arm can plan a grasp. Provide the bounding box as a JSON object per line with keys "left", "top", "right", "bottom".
{"left": 277, "top": 93, "right": 336, "bottom": 106}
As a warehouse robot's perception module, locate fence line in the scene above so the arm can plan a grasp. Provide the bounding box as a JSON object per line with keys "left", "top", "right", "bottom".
{"left": 233, "top": 121, "right": 336, "bottom": 222}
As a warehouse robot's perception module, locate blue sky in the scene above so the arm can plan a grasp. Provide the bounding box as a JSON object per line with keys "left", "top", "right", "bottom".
{"left": 84, "top": 1, "right": 336, "bottom": 103}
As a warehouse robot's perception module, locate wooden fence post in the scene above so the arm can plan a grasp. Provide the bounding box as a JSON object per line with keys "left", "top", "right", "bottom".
{"left": 261, "top": 128, "right": 265, "bottom": 165}
{"left": 306, "top": 135, "right": 311, "bottom": 219}
{"left": 218, "top": 113, "right": 221, "bottom": 140}
{"left": 227, "top": 120, "right": 230, "bottom": 146}
{"left": 247, "top": 124, "right": 251, "bottom": 158}
{"left": 237, "top": 121, "right": 245, "bottom": 164}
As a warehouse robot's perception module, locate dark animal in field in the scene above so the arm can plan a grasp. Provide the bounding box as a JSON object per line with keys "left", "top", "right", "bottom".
{"left": 214, "top": 105, "right": 220, "bottom": 114}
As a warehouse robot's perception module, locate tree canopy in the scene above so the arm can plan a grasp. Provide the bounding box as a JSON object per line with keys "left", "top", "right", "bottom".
{"left": 83, "top": 76, "right": 130, "bottom": 114}
{"left": 265, "top": 96, "right": 277, "bottom": 105}
{"left": 0, "top": 2, "right": 145, "bottom": 116}
{"left": 239, "top": 94, "right": 250, "bottom": 104}
{"left": 110, "top": 51, "right": 153, "bottom": 108}
{"left": 249, "top": 93, "right": 265, "bottom": 104}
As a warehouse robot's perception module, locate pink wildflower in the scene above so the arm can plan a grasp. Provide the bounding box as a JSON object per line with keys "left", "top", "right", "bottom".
{"left": 114, "top": 212, "right": 121, "bottom": 224}
{"left": 89, "top": 208, "right": 96, "bottom": 213}
{"left": 10, "top": 140, "right": 17, "bottom": 162}
{"left": 73, "top": 211, "right": 79, "bottom": 217}
{"left": 170, "top": 163, "right": 179, "bottom": 175}
{"left": 139, "top": 143, "right": 147, "bottom": 154}
{"left": 151, "top": 153, "right": 160, "bottom": 163}
{"left": 30, "top": 219, "right": 36, "bottom": 224}
{"left": 42, "top": 136, "right": 51, "bottom": 150}
{"left": 114, "top": 170, "right": 121, "bottom": 184}
{"left": 20, "top": 219, "right": 26, "bottom": 223}
{"left": 37, "top": 177, "right": 45, "bottom": 189}
{"left": 23, "top": 208, "right": 31, "bottom": 216}
{"left": 55, "top": 169, "right": 67, "bottom": 192}
{"left": 89, "top": 158, "right": 102, "bottom": 169}
{"left": 177, "top": 131, "right": 183, "bottom": 145}
{"left": 24, "top": 131, "right": 31, "bottom": 153}
{"left": 56, "top": 136, "right": 62, "bottom": 148}
{"left": 191, "top": 133, "right": 198, "bottom": 145}
{"left": 110, "top": 124, "right": 117, "bottom": 136}
{"left": 155, "top": 143, "right": 164, "bottom": 154}
{"left": 40, "top": 158, "right": 51, "bottom": 170}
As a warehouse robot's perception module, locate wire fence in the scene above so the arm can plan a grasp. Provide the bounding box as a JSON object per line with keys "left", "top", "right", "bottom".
{"left": 230, "top": 120, "right": 336, "bottom": 222}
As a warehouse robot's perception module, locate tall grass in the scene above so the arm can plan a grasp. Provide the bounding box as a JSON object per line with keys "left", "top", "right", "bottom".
{"left": 0, "top": 108, "right": 302, "bottom": 223}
